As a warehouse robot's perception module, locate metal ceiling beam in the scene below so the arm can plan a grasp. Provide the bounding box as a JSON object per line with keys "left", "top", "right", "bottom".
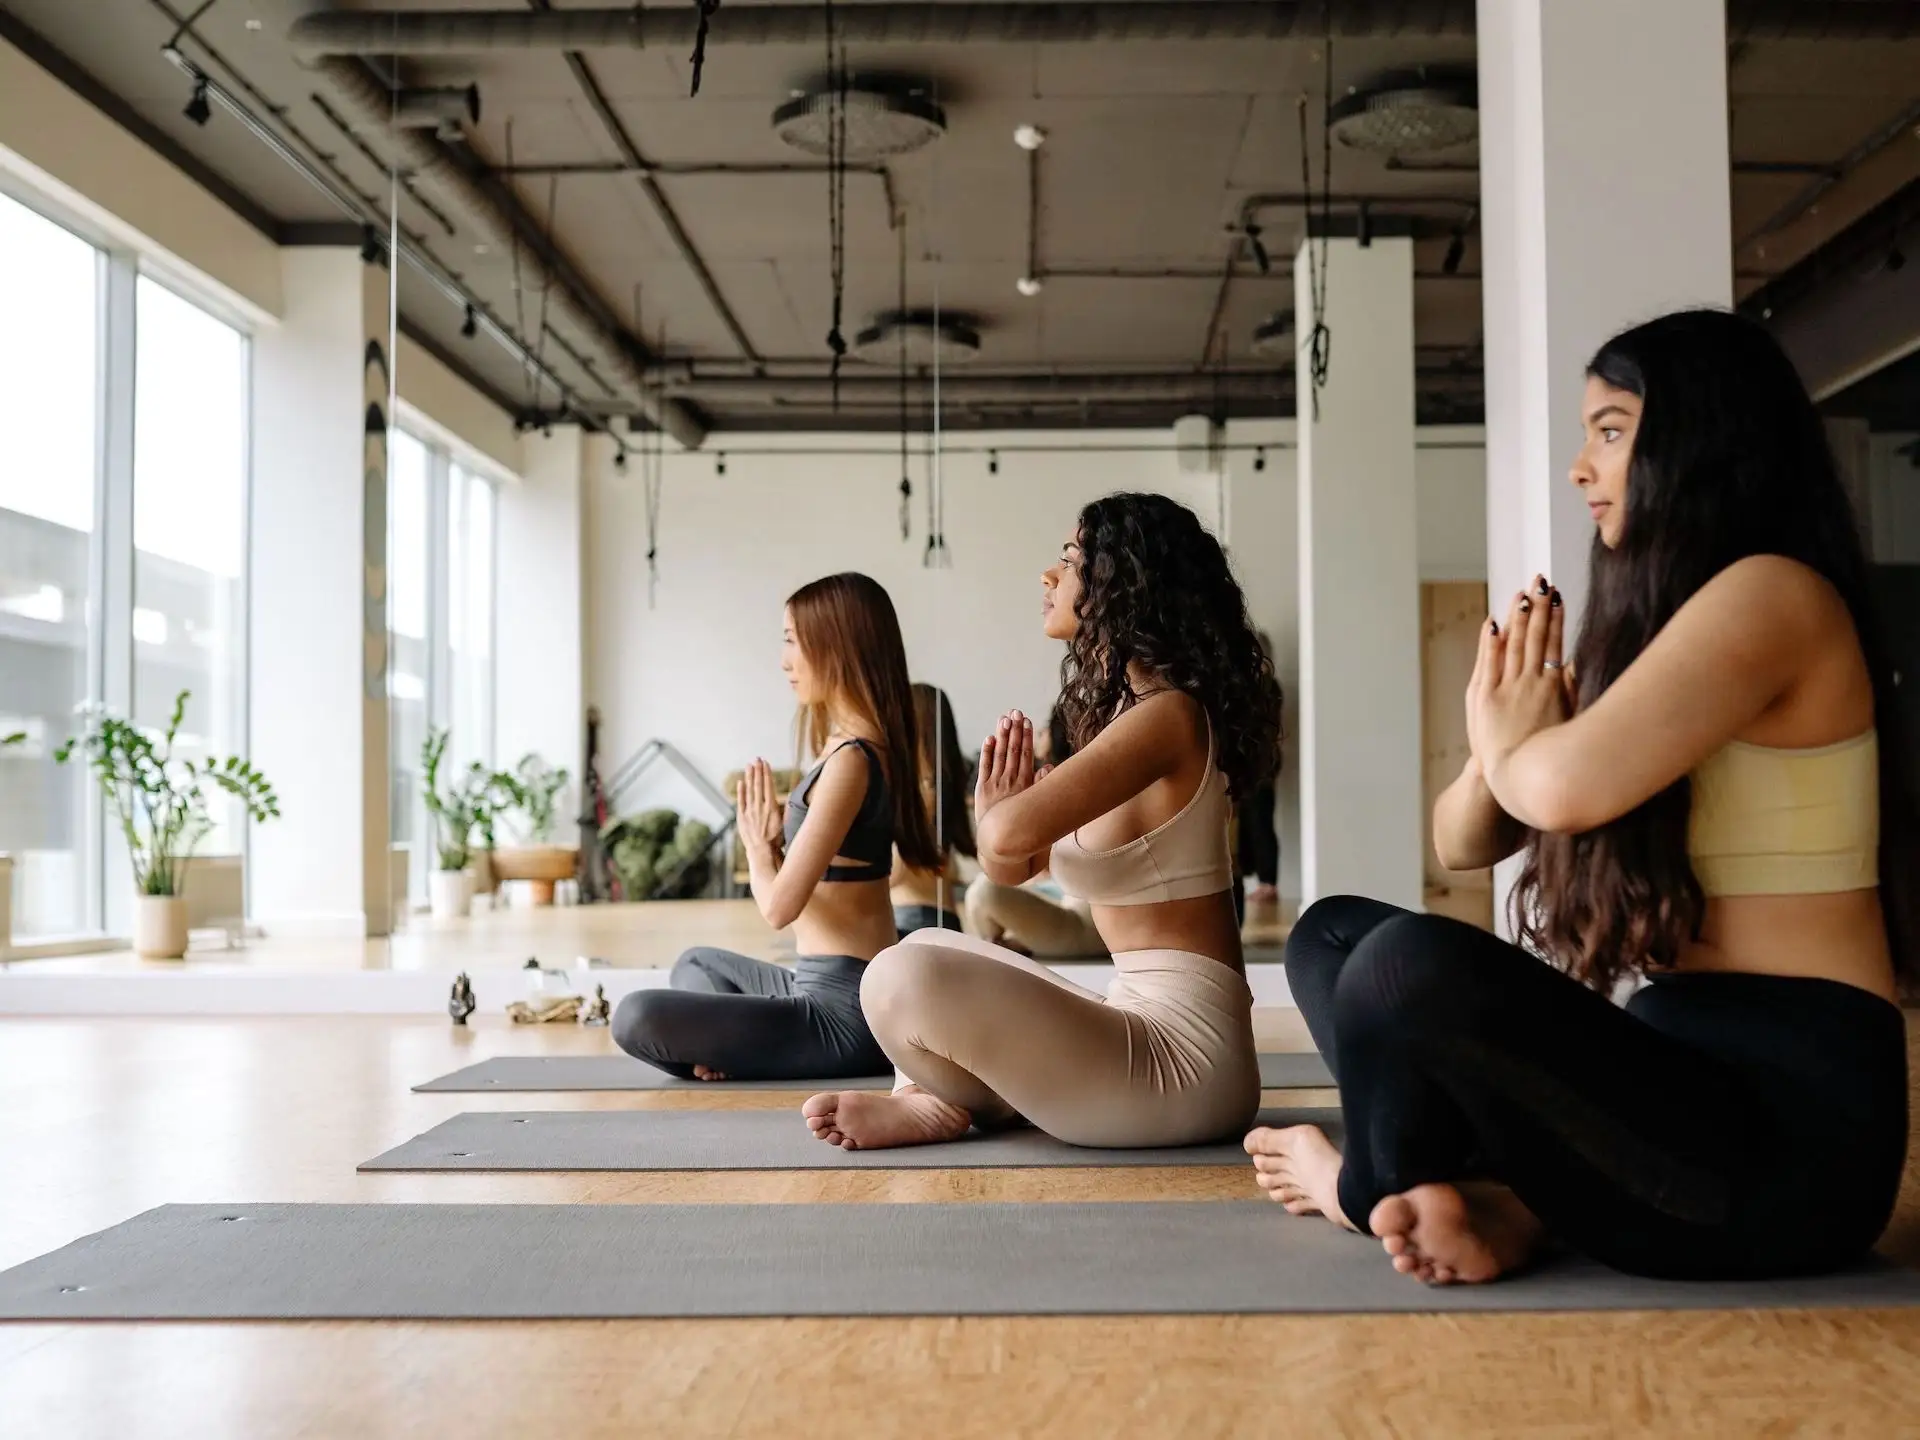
{"left": 310, "top": 54, "right": 708, "bottom": 447}
{"left": 522, "top": 0, "right": 761, "bottom": 365}
{"left": 289, "top": 2, "right": 1920, "bottom": 53}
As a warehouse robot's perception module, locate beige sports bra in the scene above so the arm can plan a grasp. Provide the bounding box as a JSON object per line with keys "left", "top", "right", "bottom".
{"left": 1048, "top": 729, "right": 1235, "bottom": 906}
{"left": 1687, "top": 730, "right": 1878, "bottom": 896}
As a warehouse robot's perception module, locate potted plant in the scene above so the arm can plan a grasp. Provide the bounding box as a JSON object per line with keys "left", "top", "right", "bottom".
{"left": 420, "top": 728, "right": 510, "bottom": 920}
{"left": 490, "top": 753, "right": 578, "bottom": 906}
{"left": 55, "top": 693, "right": 278, "bottom": 960}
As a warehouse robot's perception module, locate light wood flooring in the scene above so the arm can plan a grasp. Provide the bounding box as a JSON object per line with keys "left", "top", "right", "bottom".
{"left": 1, "top": 1003, "right": 1917, "bottom": 1439}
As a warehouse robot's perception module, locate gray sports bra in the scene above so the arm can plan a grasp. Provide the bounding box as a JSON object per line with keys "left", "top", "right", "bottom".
{"left": 782, "top": 739, "right": 893, "bottom": 882}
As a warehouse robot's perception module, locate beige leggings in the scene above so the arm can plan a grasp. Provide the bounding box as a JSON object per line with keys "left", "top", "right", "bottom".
{"left": 861, "top": 929, "right": 1260, "bottom": 1148}
{"left": 963, "top": 876, "right": 1106, "bottom": 957}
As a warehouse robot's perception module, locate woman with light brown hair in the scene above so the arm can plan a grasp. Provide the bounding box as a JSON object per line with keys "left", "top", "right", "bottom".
{"left": 613, "top": 572, "right": 940, "bottom": 1080}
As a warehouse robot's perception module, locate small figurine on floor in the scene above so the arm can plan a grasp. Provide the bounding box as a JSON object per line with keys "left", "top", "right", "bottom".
{"left": 580, "top": 984, "right": 610, "bottom": 1027}
{"left": 506, "top": 995, "right": 582, "bottom": 1024}
{"left": 448, "top": 972, "right": 476, "bottom": 1026}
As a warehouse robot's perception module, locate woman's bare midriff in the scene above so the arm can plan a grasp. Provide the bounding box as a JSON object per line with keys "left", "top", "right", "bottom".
{"left": 793, "top": 875, "right": 900, "bottom": 962}
{"left": 890, "top": 854, "right": 965, "bottom": 912}
{"left": 1673, "top": 889, "right": 1897, "bottom": 1004}
{"left": 1089, "top": 891, "right": 1246, "bottom": 974}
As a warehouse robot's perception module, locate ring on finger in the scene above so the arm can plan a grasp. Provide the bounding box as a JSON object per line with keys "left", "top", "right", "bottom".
{"left": 1542, "top": 660, "right": 1564, "bottom": 672}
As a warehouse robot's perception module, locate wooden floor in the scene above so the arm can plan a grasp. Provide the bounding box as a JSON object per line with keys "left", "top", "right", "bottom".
{"left": 4, "top": 896, "right": 1918, "bottom": 1437}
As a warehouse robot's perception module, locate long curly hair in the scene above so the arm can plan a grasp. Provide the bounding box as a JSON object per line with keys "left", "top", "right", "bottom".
{"left": 1511, "top": 308, "right": 1919, "bottom": 992}
{"left": 1056, "top": 493, "right": 1282, "bottom": 800}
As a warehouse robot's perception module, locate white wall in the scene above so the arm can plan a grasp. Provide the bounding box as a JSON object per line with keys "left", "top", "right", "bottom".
{"left": 495, "top": 426, "right": 587, "bottom": 831}
{"left": 583, "top": 426, "right": 1486, "bottom": 905}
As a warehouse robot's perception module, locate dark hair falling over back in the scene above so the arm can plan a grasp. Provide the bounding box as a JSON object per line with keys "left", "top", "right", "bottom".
{"left": 1513, "top": 308, "right": 1920, "bottom": 991}
{"left": 786, "top": 573, "right": 941, "bottom": 872}
{"left": 911, "top": 683, "right": 976, "bottom": 860}
{"left": 1056, "top": 492, "right": 1282, "bottom": 802}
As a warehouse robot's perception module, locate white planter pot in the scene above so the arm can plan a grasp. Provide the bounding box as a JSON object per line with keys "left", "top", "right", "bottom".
{"left": 430, "top": 868, "right": 475, "bottom": 921}
{"left": 134, "top": 894, "right": 189, "bottom": 960}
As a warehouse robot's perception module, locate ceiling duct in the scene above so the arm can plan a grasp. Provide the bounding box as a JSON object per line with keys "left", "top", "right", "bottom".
{"left": 310, "top": 55, "right": 706, "bottom": 449}
{"left": 389, "top": 84, "right": 480, "bottom": 133}
{"left": 1250, "top": 310, "right": 1295, "bottom": 358}
{"left": 1328, "top": 70, "right": 1477, "bottom": 154}
{"left": 851, "top": 313, "right": 982, "bottom": 365}
{"left": 288, "top": 2, "right": 1920, "bottom": 56}
{"left": 773, "top": 82, "right": 946, "bottom": 160}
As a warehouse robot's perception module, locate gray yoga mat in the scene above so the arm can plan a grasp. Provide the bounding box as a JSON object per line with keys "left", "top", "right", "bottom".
{"left": 6, "top": 1202, "right": 1918, "bottom": 1320}
{"left": 361, "top": 1105, "right": 1343, "bottom": 1172}
{"left": 412, "top": 1051, "right": 1334, "bottom": 1093}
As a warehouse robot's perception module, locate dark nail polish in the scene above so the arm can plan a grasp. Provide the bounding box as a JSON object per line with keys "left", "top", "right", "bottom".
{"left": 1520, "top": 598, "right": 1532, "bottom": 614}
{"left": 1489, "top": 620, "right": 1499, "bottom": 635}
{"left": 1536, "top": 576, "right": 1550, "bottom": 595}
{"left": 1550, "top": 590, "right": 1562, "bottom": 608}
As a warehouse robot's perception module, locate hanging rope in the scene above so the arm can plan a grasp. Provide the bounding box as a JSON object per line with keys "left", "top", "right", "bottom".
{"left": 688, "top": 1, "right": 722, "bottom": 97}
{"left": 532, "top": 174, "right": 560, "bottom": 416}
{"left": 645, "top": 326, "right": 665, "bottom": 609}
{"left": 924, "top": 134, "right": 949, "bottom": 570}
{"left": 897, "top": 218, "right": 911, "bottom": 541}
{"left": 823, "top": 0, "right": 849, "bottom": 405}
{"left": 1298, "top": 37, "right": 1334, "bottom": 420}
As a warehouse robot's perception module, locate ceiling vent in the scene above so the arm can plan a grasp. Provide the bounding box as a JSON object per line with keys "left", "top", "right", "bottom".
{"left": 1250, "top": 310, "right": 1295, "bottom": 359}
{"left": 773, "top": 81, "right": 946, "bottom": 160}
{"left": 851, "top": 312, "right": 981, "bottom": 365}
{"left": 1328, "top": 70, "right": 1477, "bottom": 154}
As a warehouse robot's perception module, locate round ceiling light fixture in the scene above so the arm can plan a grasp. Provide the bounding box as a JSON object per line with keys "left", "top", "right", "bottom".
{"left": 1328, "top": 70, "right": 1478, "bottom": 154}
{"left": 772, "top": 81, "right": 947, "bottom": 160}
{"left": 1014, "top": 123, "right": 1047, "bottom": 151}
{"left": 851, "top": 311, "right": 982, "bottom": 366}
{"left": 1250, "top": 309, "right": 1295, "bottom": 359}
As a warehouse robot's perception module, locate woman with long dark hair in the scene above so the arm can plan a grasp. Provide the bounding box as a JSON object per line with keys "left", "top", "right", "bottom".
{"left": 805, "top": 493, "right": 1284, "bottom": 1150}
{"left": 889, "top": 682, "right": 974, "bottom": 936}
{"left": 613, "top": 572, "right": 940, "bottom": 1080}
{"left": 1248, "top": 308, "right": 1914, "bottom": 1284}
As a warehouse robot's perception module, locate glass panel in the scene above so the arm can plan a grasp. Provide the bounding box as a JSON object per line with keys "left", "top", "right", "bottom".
{"left": 0, "top": 193, "right": 99, "bottom": 940}
{"left": 447, "top": 463, "right": 494, "bottom": 777}
{"left": 388, "top": 428, "right": 432, "bottom": 908}
{"left": 131, "top": 275, "right": 248, "bottom": 857}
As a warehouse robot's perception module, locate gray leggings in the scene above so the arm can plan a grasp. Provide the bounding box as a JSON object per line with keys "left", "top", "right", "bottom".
{"left": 611, "top": 948, "right": 890, "bottom": 1081}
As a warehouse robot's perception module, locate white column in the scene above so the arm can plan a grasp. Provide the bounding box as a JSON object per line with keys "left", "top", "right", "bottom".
{"left": 248, "top": 248, "right": 391, "bottom": 937}
{"left": 1295, "top": 236, "right": 1424, "bottom": 911}
{"left": 495, "top": 425, "right": 586, "bottom": 822}
{"left": 1479, "top": 0, "right": 1732, "bottom": 933}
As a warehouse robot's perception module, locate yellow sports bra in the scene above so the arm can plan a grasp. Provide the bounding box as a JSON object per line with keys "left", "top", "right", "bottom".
{"left": 1687, "top": 730, "right": 1879, "bottom": 897}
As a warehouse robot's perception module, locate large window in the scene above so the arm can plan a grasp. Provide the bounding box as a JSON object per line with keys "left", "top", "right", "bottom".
{"left": 0, "top": 189, "right": 253, "bottom": 949}
{"left": 0, "top": 192, "right": 99, "bottom": 940}
{"left": 388, "top": 426, "right": 497, "bottom": 910}
{"left": 133, "top": 275, "right": 249, "bottom": 856}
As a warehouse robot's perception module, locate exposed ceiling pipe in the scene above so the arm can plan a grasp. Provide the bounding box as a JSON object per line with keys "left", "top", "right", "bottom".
{"left": 661, "top": 367, "right": 1482, "bottom": 403}
{"left": 290, "top": 3, "right": 1476, "bottom": 54}
{"left": 389, "top": 84, "right": 480, "bottom": 130}
{"left": 288, "top": 1, "right": 1920, "bottom": 55}
{"left": 309, "top": 55, "right": 707, "bottom": 448}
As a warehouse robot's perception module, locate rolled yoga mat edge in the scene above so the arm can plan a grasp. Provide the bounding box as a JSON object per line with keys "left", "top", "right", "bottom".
{"left": 5, "top": 1202, "right": 1917, "bottom": 1320}
{"left": 411, "top": 1050, "right": 1334, "bottom": 1093}
{"left": 359, "top": 1105, "right": 1345, "bottom": 1172}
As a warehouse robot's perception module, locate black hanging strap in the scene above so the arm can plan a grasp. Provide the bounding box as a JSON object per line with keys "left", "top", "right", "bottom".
{"left": 688, "top": 1, "right": 721, "bottom": 97}
{"left": 823, "top": 0, "right": 849, "bottom": 404}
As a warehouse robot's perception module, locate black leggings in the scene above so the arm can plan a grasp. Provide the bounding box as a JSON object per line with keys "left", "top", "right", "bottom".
{"left": 1287, "top": 896, "right": 1908, "bottom": 1280}
{"left": 893, "top": 903, "right": 962, "bottom": 939}
{"left": 611, "top": 948, "right": 890, "bottom": 1081}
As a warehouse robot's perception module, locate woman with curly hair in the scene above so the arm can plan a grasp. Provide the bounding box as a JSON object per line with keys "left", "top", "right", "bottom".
{"left": 804, "top": 493, "right": 1283, "bottom": 1150}
{"left": 1248, "top": 309, "right": 1914, "bottom": 1286}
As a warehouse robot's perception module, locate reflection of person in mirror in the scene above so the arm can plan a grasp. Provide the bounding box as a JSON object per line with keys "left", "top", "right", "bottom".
{"left": 888, "top": 684, "right": 974, "bottom": 938}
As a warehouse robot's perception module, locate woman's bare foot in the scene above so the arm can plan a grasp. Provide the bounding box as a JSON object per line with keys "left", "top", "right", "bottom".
{"left": 691, "top": 1064, "right": 729, "bottom": 1081}
{"left": 1243, "top": 1124, "right": 1356, "bottom": 1231}
{"left": 802, "top": 1084, "right": 972, "bottom": 1150}
{"left": 1368, "top": 1182, "right": 1543, "bottom": 1285}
